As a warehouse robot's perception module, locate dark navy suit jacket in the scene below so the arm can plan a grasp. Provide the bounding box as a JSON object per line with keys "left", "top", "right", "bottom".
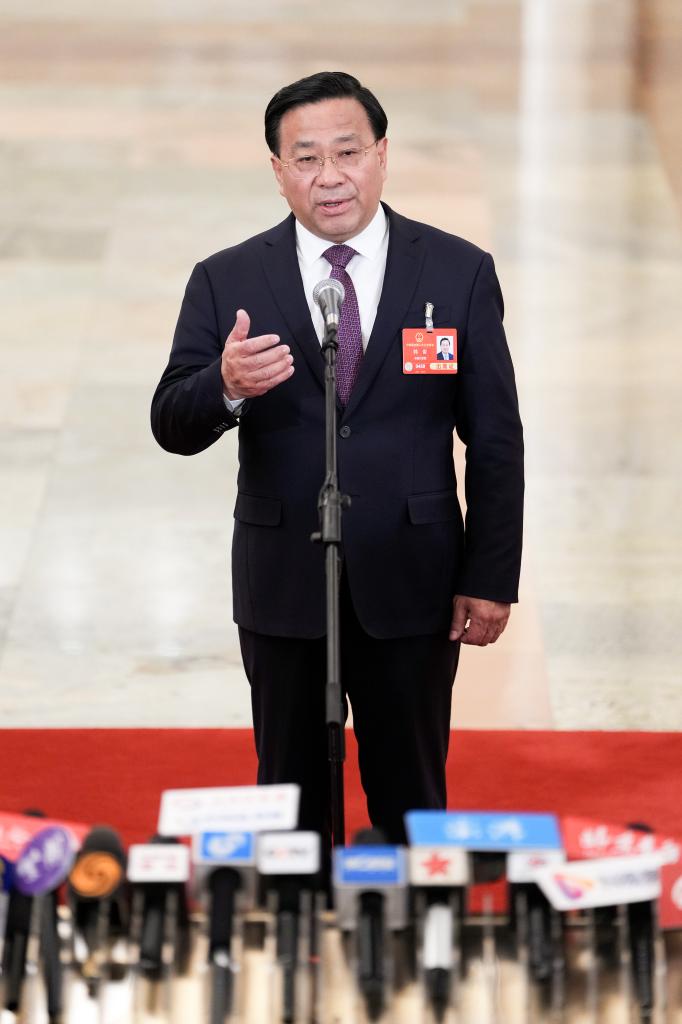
{"left": 151, "top": 204, "right": 524, "bottom": 639}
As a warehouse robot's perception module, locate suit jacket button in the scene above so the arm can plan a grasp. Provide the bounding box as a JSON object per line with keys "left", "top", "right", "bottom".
{"left": 339, "top": 425, "right": 351, "bottom": 438}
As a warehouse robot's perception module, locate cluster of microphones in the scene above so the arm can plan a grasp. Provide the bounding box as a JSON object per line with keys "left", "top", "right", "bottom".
{"left": 1, "top": 789, "right": 679, "bottom": 1023}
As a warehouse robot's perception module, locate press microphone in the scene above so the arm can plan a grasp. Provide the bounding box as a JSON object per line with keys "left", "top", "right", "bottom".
{"left": 2, "top": 863, "right": 31, "bottom": 1014}
{"left": 353, "top": 829, "right": 386, "bottom": 1023}
{"left": 507, "top": 849, "right": 566, "bottom": 990}
{"left": 423, "top": 901, "right": 453, "bottom": 1016}
{"left": 470, "top": 850, "right": 507, "bottom": 885}
{"left": 313, "top": 277, "right": 345, "bottom": 331}
{"left": 334, "top": 827, "right": 408, "bottom": 1023}
{"left": 0, "top": 854, "right": 12, "bottom": 969}
{"left": 3, "top": 885, "right": 32, "bottom": 1014}
{"left": 2, "top": 808, "right": 44, "bottom": 1015}
{"left": 514, "top": 878, "right": 556, "bottom": 986}
{"left": 256, "top": 832, "right": 321, "bottom": 1024}
{"left": 5, "top": 821, "right": 76, "bottom": 1022}
{"left": 40, "top": 888, "right": 64, "bottom": 1024}
{"left": 67, "top": 825, "right": 127, "bottom": 992}
{"left": 192, "top": 831, "right": 257, "bottom": 1024}
{"left": 409, "top": 844, "right": 470, "bottom": 1022}
{"left": 127, "top": 836, "right": 191, "bottom": 980}
{"left": 27, "top": 826, "right": 76, "bottom": 1024}
{"left": 626, "top": 822, "right": 656, "bottom": 1022}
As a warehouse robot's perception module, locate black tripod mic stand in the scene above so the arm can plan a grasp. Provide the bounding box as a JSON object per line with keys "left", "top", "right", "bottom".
{"left": 311, "top": 283, "right": 350, "bottom": 850}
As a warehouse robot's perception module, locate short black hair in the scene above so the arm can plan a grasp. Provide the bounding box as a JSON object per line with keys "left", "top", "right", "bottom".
{"left": 264, "top": 72, "right": 388, "bottom": 156}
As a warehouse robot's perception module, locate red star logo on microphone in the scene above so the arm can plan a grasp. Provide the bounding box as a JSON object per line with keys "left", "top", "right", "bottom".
{"left": 422, "top": 852, "right": 451, "bottom": 877}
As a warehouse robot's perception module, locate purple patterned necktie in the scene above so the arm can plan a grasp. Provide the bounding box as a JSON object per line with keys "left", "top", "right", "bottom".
{"left": 323, "top": 244, "right": 363, "bottom": 406}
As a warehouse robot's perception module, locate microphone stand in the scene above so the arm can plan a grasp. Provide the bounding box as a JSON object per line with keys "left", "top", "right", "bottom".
{"left": 311, "top": 317, "right": 349, "bottom": 850}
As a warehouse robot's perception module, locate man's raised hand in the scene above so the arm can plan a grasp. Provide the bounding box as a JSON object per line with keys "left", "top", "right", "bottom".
{"left": 221, "top": 309, "right": 294, "bottom": 400}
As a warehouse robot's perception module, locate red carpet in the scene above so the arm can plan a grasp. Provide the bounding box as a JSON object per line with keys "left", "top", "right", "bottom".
{"left": 2, "top": 729, "right": 681, "bottom": 845}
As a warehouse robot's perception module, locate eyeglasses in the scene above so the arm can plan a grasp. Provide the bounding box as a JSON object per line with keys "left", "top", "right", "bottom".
{"left": 278, "top": 139, "right": 383, "bottom": 179}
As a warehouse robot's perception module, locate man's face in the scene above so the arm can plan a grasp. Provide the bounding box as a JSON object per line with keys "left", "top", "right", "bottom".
{"left": 440, "top": 339, "right": 450, "bottom": 353}
{"left": 271, "top": 97, "right": 388, "bottom": 242}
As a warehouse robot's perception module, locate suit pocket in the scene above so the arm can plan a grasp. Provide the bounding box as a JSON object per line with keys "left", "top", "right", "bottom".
{"left": 234, "top": 492, "right": 282, "bottom": 526}
{"left": 407, "top": 490, "right": 460, "bottom": 525}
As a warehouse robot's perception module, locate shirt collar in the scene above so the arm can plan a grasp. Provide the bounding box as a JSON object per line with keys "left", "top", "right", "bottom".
{"left": 295, "top": 204, "right": 388, "bottom": 266}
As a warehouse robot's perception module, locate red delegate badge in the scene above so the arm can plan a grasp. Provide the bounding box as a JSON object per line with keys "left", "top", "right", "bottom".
{"left": 403, "top": 328, "right": 457, "bottom": 375}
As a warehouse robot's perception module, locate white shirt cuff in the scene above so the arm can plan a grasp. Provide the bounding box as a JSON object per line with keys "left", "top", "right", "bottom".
{"left": 223, "top": 394, "right": 245, "bottom": 414}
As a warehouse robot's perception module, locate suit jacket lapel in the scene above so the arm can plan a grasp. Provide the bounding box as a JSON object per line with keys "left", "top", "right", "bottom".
{"left": 259, "top": 206, "right": 425, "bottom": 412}
{"left": 342, "top": 204, "right": 424, "bottom": 418}
{"left": 260, "top": 214, "right": 327, "bottom": 395}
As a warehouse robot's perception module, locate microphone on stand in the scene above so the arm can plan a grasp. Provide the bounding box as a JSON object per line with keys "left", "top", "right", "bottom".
{"left": 334, "top": 828, "right": 408, "bottom": 1023}
{"left": 127, "top": 836, "right": 191, "bottom": 980}
{"left": 2, "top": 808, "right": 50, "bottom": 1017}
{"left": 423, "top": 901, "right": 454, "bottom": 1019}
{"left": 67, "top": 826, "right": 127, "bottom": 994}
{"left": 626, "top": 822, "right": 656, "bottom": 1023}
{"left": 409, "top": 844, "right": 470, "bottom": 1022}
{"left": 313, "top": 278, "right": 345, "bottom": 339}
{"left": 256, "top": 832, "right": 321, "bottom": 1024}
{"left": 2, "top": 869, "right": 31, "bottom": 1015}
{"left": 507, "top": 850, "right": 566, "bottom": 991}
{"left": 40, "top": 888, "right": 64, "bottom": 1024}
{"left": 192, "top": 831, "right": 257, "bottom": 1024}
{"left": 8, "top": 822, "right": 77, "bottom": 1023}
{"left": 0, "top": 854, "right": 13, "bottom": 971}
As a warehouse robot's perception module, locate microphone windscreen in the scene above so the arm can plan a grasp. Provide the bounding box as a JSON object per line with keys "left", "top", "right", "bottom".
{"left": 80, "top": 826, "right": 126, "bottom": 860}
{"left": 69, "top": 826, "right": 126, "bottom": 899}
{"left": 626, "top": 821, "right": 654, "bottom": 834}
{"left": 471, "top": 851, "right": 507, "bottom": 884}
{"left": 313, "top": 277, "right": 345, "bottom": 307}
{"left": 352, "top": 827, "right": 388, "bottom": 847}
{"left": 276, "top": 877, "right": 301, "bottom": 914}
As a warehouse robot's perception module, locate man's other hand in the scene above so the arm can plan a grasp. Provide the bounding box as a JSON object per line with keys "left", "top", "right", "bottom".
{"left": 221, "top": 309, "right": 295, "bottom": 399}
{"left": 449, "top": 595, "right": 511, "bottom": 646}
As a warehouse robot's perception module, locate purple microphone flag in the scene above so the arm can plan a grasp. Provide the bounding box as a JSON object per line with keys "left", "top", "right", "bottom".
{"left": 14, "top": 825, "right": 76, "bottom": 896}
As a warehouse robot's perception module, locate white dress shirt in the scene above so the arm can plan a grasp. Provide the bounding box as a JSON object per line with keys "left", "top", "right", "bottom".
{"left": 296, "top": 204, "right": 389, "bottom": 349}
{"left": 224, "top": 205, "right": 389, "bottom": 411}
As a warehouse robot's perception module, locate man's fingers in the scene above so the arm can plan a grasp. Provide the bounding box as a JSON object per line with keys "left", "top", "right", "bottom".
{"left": 451, "top": 596, "right": 511, "bottom": 647}
{"left": 226, "top": 358, "right": 294, "bottom": 399}
{"left": 239, "top": 333, "right": 283, "bottom": 357}
{"left": 449, "top": 598, "right": 469, "bottom": 641}
{"left": 225, "top": 330, "right": 281, "bottom": 356}
{"left": 461, "top": 615, "right": 509, "bottom": 646}
{"left": 488, "top": 620, "right": 507, "bottom": 645}
{"left": 252, "top": 346, "right": 292, "bottom": 377}
{"left": 266, "top": 363, "right": 296, "bottom": 390}
{"left": 461, "top": 618, "right": 488, "bottom": 646}
{"left": 251, "top": 362, "right": 295, "bottom": 394}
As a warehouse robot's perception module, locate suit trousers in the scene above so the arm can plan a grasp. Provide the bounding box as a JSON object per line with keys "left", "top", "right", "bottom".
{"left": 238, "top": 574, "right": 460, "bottom": 846}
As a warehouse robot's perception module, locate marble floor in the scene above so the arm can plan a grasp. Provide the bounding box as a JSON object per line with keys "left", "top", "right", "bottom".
{"left": 0, "top": 0, "right": 680, "bottom": 729}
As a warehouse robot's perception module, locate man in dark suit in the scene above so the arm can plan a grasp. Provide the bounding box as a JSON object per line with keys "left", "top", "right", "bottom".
{"left": 151, "top": 72, "right": 524, "bottom": 845}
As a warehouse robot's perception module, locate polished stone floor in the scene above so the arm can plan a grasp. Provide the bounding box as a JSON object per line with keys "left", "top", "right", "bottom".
{"left": 0, "top": 0, "right": 680, "bottom": 729}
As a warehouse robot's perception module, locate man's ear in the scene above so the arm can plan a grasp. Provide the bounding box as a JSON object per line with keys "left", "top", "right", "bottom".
{"left": 377, "top": 137, "right": 389, "bottom": 181}
{"left": 271, "top": 155, "right": 286, "bottom": 197}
